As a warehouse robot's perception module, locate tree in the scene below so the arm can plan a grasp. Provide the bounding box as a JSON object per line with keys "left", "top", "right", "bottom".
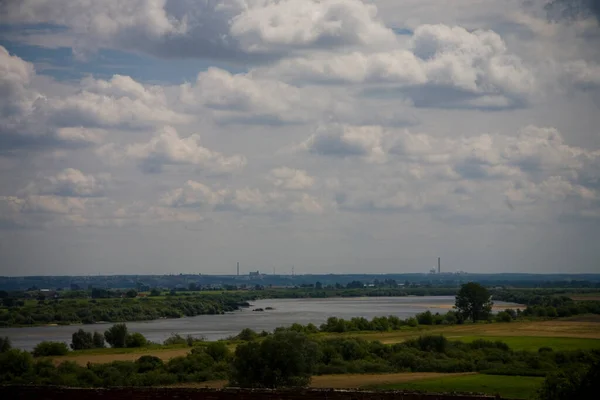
{"left": 537, "top": 360, "right": 600, "bottom": 399}
{"left": 93, "top": 332, "right": 105, "bottom": 348}
{"left": 104, "top": 324, "right": 128, "bottom": 348}
{"left": 0, "top": 337, "right": 11, "bottom": 353}
{"left": 230, "top": 331, "right": 318, "bottom": 388}
{"left": 455, "top": 282, "right": 493, "bottom": 322}
{"left": 125, "top": 332, "right": 147, "bottom": 348}
{"left": 315, "top": 281, "right": 322, "bottom": 290}
{"left": 149, "top": 288, "right": 161, "bottom": 296}
{"left": 125, "top": 289, "right": 137, "bottom": 298}
{"left": 71, "top": 329, "right": 94, "bottom": 350}
{"left": 32, "top": 341, "right": 69, "bottom": 357}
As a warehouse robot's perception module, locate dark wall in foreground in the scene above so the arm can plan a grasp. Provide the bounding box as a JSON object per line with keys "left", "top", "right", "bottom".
{"left": 0, "top": 386, "right": 504, "bottom": 400}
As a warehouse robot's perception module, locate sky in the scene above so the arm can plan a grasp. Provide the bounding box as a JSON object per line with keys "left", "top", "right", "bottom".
{"left": 0, "top": 0, "right": 599, "bottom": 276}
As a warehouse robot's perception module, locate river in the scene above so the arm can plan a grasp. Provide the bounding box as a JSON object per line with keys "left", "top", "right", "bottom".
{"left": 0, "top": 296, "right": 522, "bottom": 350}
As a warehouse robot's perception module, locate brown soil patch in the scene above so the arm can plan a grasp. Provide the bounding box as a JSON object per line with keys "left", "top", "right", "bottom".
{"left": 52, "top": 348, "right": 192, "bottom": 366}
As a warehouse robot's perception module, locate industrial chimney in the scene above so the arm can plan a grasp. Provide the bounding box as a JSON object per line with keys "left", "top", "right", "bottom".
{"left": 438, "top": 257, "right": 441, "bottom": 274}
{"left": 237, "top": 262, "right": 240, "bottom": 276}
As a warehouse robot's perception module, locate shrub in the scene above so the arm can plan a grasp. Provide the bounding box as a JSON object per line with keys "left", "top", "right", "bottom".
{"left": 0, "top": 336, "right": 11, "bottom": 353}
{"left": 495, "top": 311, "right": 512, "bottom": 323}
{"left": 0, "top": 349, "right": 34, "bottom": 382}
{"left": 163, "top": 333, "right": 187, "bottom": 346}
{"left": 416, "top": 311, "right": 434, "bottom": 325}
{"left": 236, "top": 328, "right": 258, "bottom": 341}
{"left": 126, "top": 332, "right": 147, "bottom": 348}
{"left": 105, "top": 324, "right": 128, "bottom": 348}
{"left": 204, "top": 341, "right": 230, "bottom": 362}
{"left": 71, "top": 329, "right": 94, "bottom": 350}
{"left": 136, "top": 355, "right": 164, "bottom": 373}
{"left": 231, "top": 331, "right": 318, "bottom": 388}
{"left": 93, "top": 332, "right": 105, "bottom": 348}
{"left": 32, "top": 341, "right": 69, "bottom": 357}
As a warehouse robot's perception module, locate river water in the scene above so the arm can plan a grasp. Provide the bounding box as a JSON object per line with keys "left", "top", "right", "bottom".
{"left": 0, "top": 296, "right": 522, "bottom": 350}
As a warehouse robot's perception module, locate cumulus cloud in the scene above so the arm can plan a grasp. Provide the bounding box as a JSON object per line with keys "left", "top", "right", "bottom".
{"left": 299, "top": 123, "right": 600, "bottom": 220}
{"left": 160, "top": 180, "right": 324, "bottom": 215}
{"left": 21, "top": 168, "right": 111, "bottom": 198}
{"left": 298, "top": 124, "right": 387, "bottom": 163}
{"left": 0, "top": 47, "right": 188, "bottom": 151}
{"left": 257, "top": 24, "right": 535, "bottom": 109}
{"left": 1, "top": 0, "right": 396, "bottom": 61}
{"left": 118, "top": 126, "right": 247, "bottom": 174}
{"left": 268, "top": 167, "right": 314, "bottom": 190}
{"left": 179, "top": 68, "right": 332, "bottom": 125}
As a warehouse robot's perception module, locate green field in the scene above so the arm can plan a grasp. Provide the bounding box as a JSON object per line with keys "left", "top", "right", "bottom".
{"left": 367, "top": 374, "right": 545, "bottom": 399}
{"left": 446, "top": 335, "right": 600, "bottom": 351}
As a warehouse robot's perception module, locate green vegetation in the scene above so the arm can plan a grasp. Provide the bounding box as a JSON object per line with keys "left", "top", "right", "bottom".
{"left": 368, "top": 374, "right": 544, "bottom": 399}
{"left": 32, "top": 341, "right": 69, "bottom": 357}
{"left": 537, "top": 359, "right": 599, "bottom": 399}
{"left": 450, "top": 336, "right": 600, "bottom": 352}
{"left": 231, "top": 331, "right": 318, "bottom": 388}
{"left": 0, "top": 293, "right": 251, "bottom": 327}
{"left": 455, "top": 283, "right": 493, "bottom": 322}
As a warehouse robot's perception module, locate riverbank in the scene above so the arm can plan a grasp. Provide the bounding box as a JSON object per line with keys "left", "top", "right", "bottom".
{"left": 0, "top": 297, "right": 523, "bottom": 350}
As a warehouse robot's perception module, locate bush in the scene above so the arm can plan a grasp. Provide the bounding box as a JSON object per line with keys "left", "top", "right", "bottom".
{"left": 71, "top": 329, "right": 94, "bottom": 350}
{"left": 163, "top": 333, "right": 187, "bottom": 346}
{"left": 416, "top": 311, "right": 434, "bottom": 325}
{"left": 136, "top": 355, "right": 164, "bottom": 373}
{"left": 495, "top": 311, "right": 512, "bottom": 323}
{"left": 236, "top": 328, "right": 258, "bottom": 341}
{"left": 0, "top": 349, "right": 34, "bottom": 382}
{"left": 32, "top": 341, "right": 69, "bottom": 357}
{"left": 204, "top": 341, "right": 230, "bottom": 362}
{"left": 0, "top": 336, "right": 11, "bottom": 353}
{"left": 105, "top": 324, "right": 128, "bottom": 348}
{"left": 93, "top": 332, "right": 105, "bottom": 348}
{"left": 231, "top": 331, "right": 318, "bottom": 388}
{"left": 125, "top": 332, "right": 147, "bottom": 348}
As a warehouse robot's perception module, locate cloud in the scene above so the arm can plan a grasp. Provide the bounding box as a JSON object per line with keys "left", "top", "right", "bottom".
{"left": 118, "top": 126, "right": 247, "bottom": 174}
{"left": 21, "top": 168, "right": 111, "bottom": 198}
{"left": 268, "top": 167, "right": 314, "bottom": 190}
{"left": 299, "top": 124, "right": 387, "bottom": 163}
{"left": 0, "top": 46, "right": 188, "bottom": 151}
{"left": 160, "top": 180, "right": 324, "bottom": 215}
{"left": 257, "top": 24, "right": 535, "bottom": 109}
{"left": 298, "top": 123, "right": 600, "bottom": 221}
{"left": 48, "top": 75, "right": 190, "bottom": 129}
{"left": 179, "top": 68, "right": 331, "bottom": 125}
{"left": 1, "top": 0, "right": 396, "bottom": 61}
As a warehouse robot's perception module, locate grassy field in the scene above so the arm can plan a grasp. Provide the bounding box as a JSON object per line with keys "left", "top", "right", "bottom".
{"left": 366, "top": 374, "right": 545, "bottom": 399}
{"left": 49, "top": 319, "right": 600, "bottom": 366}
{"left": 448, "top": 335, "right": 600, "bottom": 351}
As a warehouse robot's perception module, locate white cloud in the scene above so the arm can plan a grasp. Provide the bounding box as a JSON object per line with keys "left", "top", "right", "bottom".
{"left": 0, "top": 47, "right": 189, "bottom": 151}
{"left": 21, "top": 168, "right": 111, "bottom": 198}
{"left": 1, "top": 0, "right": 396, "bottom": 60}
{"left": 268, "top": 167, "right": 314, "bottom": 190}
{"left": 121, "top": 126, "right": 247, "bottom": 174}
{"left": 299, "top": 124, "right": 388, "bottom": 163}
{"left": 160, "top": 180, "right": 324, "bottom": 215}
{"left": 256, "top": 24, "right": 535, "bottom": 109}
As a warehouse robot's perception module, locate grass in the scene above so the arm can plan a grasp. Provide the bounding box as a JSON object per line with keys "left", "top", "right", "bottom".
{"left": 445, "top": 335, "right": 600, "bottom": 351}
{"left": 366, "top": 374, "right": 545, "bottom": 399}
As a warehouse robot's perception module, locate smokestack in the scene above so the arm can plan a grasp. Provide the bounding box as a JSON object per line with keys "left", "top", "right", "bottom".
{"left": 237, "top": 262, "right": 240, "bottom": 276}
{"left": 438, "top": 257, "right": 441, "bottom": 274}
